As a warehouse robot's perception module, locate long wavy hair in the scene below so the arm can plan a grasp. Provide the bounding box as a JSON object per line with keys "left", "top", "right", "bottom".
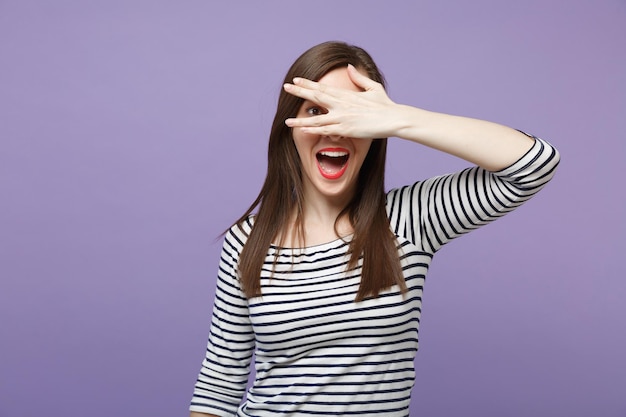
{"left": 233, "top": 41, "right": 406, "bottom": 301}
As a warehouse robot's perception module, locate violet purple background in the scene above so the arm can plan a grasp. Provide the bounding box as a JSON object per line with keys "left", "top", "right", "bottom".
{"left": 1, "top": 1, "right": 625, "bottom": 416}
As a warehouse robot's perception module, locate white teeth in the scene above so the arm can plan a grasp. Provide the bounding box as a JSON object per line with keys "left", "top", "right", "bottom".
{"left": 319, "top": 151, "right": 348, "bottom": 157}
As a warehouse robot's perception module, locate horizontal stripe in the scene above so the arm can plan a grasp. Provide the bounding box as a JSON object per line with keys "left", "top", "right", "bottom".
{"left": 191, "top": 137, "right": 560, "bottom": 416}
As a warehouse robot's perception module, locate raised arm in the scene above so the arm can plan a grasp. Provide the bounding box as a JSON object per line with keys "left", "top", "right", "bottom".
{"left": 284, "top": 64, "right": 534, "bottom": 171}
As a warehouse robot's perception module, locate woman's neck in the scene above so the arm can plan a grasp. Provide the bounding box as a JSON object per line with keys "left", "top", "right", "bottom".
{"left": 277, "top": 200, "right": 353, "bottom": 249}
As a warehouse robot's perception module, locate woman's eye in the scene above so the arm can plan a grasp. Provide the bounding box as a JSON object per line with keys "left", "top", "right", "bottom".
{"left": 306, "top": 106, "right": 326, "bottom": 116}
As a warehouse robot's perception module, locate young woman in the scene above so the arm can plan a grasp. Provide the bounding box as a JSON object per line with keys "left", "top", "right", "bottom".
{"left": 189, "top": 41, "right": 560, "bottom": 417}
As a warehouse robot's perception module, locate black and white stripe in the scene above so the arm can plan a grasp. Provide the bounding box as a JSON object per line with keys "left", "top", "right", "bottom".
{"left": 191, "top": 137, "right": 559, "bottom": 416}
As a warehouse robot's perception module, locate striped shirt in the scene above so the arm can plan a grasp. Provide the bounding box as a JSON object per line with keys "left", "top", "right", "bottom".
{"left": 191, "top": 137, "right": 560, "bottom": 416}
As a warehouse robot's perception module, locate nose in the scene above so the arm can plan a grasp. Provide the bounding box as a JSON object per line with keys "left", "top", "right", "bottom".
{"left": 327, "top": 134, "right": 344, "bottom": 141}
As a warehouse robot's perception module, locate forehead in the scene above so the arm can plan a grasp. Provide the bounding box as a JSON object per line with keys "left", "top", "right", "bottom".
{"left": 317, "top": 67, "right": 361, "bottom": 92}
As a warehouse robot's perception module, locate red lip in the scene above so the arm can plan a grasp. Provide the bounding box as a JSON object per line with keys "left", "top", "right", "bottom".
{"left": 316, "top": 147, "right": 350, "bottom": 180}
{"left": 318, "top": 147, "right": 349, "bottom": 153}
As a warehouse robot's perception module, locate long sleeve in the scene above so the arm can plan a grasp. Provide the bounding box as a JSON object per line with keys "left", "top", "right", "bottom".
{"left": 387, "top": 136, "right": 560, "bottom": 253}
{"left": 190, "top": 225, "right": 255, "bottom": 416}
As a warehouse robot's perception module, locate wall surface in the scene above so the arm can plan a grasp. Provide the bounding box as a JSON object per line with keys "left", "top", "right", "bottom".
{"left": 1, "top": 1, "right": 624, "bottom": 416}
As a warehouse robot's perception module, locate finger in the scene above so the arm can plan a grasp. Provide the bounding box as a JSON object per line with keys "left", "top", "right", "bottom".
{"left": 285, "top": 114, "right": 333, "bottom": 128}
{"left": 293, "top": 124, "right": 345, "bottom": 137}
{"left": 295, "top": 125, "right": 372, "bottom": 139}
{"left": 283, "top": 82, "right": 331, "bottom": 105}
{"left": 292, "top": 77, "right": 321, "bottom": 90}
{"left": 347, "top": 64, "right": 381, "bottom": 91}
{"left": 293, "top": 76, "right": 346, "bottom": 98}
{"left": 283, "top": 82, "right": 314, "bottom": 101}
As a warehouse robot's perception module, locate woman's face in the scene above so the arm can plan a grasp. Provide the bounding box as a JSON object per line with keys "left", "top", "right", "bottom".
{"left": 292, "top": 67, "right": 373, "bottom": 207}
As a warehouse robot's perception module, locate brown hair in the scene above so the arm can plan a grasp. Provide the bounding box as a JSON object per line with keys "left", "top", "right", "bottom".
{"left": 233, "top": 41, "right": 406, "bottom": 301}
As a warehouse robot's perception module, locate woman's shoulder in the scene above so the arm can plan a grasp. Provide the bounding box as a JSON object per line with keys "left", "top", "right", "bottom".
{"left": 385, "top": 179, "right": 427, "bottom": 208}
{"left": 228, "top": 214, "right": 255, "bottom": 236}
{"left": 223, "top": 215, "right": 256, "bottom": 250}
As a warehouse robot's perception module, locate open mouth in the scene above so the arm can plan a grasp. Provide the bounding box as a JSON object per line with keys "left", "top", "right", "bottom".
{"left": 316, "top": 148, "right": 349, "bottom": 179}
